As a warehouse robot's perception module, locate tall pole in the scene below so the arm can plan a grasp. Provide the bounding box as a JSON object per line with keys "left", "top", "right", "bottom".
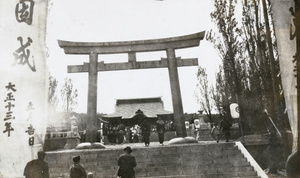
{"left": 166, "top": 48, "right": 187, "bottom": 137}
{"left": 286, "top": 1, "right": 300, "bottom": 177}
{"left": 295, "top": 0, "right": 300, "bottom": 166}
{"left": 86, "top": 52, "right": 98, "bottom": 142}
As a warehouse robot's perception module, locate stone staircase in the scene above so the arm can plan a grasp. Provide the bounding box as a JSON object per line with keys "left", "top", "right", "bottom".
{"left": 198, "top": 129, "right": 214, "bottom": 141}
{"left": 45, "top": 142, "right": 267, "bottom": 178}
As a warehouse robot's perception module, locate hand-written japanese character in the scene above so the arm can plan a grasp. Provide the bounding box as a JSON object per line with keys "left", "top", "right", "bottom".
{"left": 27, "top": 102, "right": 34, "bottom": 111}
{"left": 4, "top": 92, "right": 15, "bottom": 102}
{"left": 13, "top": 37, "right": 36, "bottom": 72}
{"left": 4, "top": 111, "right": 15, "bottom": 121}
{"left": 25, "top": 124, "right": 35, "bottom": 135}
{"left": 5, "top": 82, "right": 17, "bottom": 92}
{"left": 26, "top": 102, "right": 34, "bottom": 122}
{"left": 29, "top": 136, "right": 34, "bottom": 146}
{"left": 15, "top": 0, "right": 34, "bottom": 25}
{"left": 5, "top": 102, "right": 15, "bottom": 112}
{"left": 3, "top": 122, "right": 14, "bottom": 137}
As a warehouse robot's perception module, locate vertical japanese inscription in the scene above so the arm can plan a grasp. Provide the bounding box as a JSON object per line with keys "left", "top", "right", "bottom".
{"left": 3, "top": 82, "right": 17, "bottom": 137}
{"left": 13, "top": 37, "right": 36, "bottom": 72}
{"left": 25, "top": 102, "right": 35, "bottom": 146}
{"left": 15, "top": 0, "right": 34, "bottom": 25}
{"left": 25, "top": 124, "right": 35, "bottom": 146}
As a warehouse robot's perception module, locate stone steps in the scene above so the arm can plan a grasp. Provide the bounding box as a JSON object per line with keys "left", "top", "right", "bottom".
{"left": 198, "top": 129, "right": 214, "bottom": 141}
{"left": 45, "top": 142, "right": 265, "bottom": 178}
{"left": 145, "top": 174, "right": 260, "bottom": 178}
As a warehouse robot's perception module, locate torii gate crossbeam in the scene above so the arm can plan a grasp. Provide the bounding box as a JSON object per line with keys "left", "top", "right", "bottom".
{"left": 58, "top": 31, "right": 205, "bottom": 142}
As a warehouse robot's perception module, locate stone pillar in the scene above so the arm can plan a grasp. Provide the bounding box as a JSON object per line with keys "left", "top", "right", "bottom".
{"left": 86, "top": 52, "right": 98, "bottom": 142}
{"left": 166, "top": 48, "right": 187, "bottom": 137}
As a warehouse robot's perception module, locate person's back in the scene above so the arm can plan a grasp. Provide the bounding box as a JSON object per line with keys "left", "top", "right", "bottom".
{"left": 24, "top": 151, "right": 49, "bottom": 178}
{"left": 141, "top": 120, "right": 150, "bottom": 134}
{"left": 156, "top": 118, "right": 165, "bottom": 145}
{"left": 24, "top": 159, "right": 49, "bottom": 178}
{"left": 118, "top": 154, "right": 136, "bottom": 170}
{"left": 70, "top": 155, "right": 87, "bottom": 178}
{"left": 156, "top": 119, "right": 165, "bottom": 134}
{"left": 212, "top": 125, "right": 220, "bottom": 135}
{"left": 118, "top": 147, "right": 137, "bottom": 178}
{"left": 70, "top": 163, "right": 87, "bottom": 178}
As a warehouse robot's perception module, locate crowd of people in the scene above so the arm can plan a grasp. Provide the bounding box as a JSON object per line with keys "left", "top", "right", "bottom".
{"left": 105, "top": 118, "right": 168, "bottom": 146}
{"left": 104, "top": 117, "right": 232, "bottom": 146}
{"left": 106, "top": 123, "right": 127, "bottom": 144}
{"left": 210, "top": 117, "right": 232, "bottom": 143}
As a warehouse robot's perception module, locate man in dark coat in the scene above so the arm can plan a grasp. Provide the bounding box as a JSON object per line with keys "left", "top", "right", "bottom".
{"left": 23, "top": 151, "right": 49, "bottom": 178}
{"left": 117, "top": 146, "right": 137, "bottom": 178}
{"left": 220, "top": 117, "right": 232, "bottom": 142}
{"left": 156, "top": 118, "right": 165, "bottom": 145}
{"left": 140, "top": 119, "right": 151, "bottom": 146}
{"left": 69, "top": 155, "right": 87, "bottom": 178}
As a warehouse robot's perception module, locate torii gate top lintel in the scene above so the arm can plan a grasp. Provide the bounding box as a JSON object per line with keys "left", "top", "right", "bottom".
{"left": 58, "top": 31, "right": 205, "bottom": 54}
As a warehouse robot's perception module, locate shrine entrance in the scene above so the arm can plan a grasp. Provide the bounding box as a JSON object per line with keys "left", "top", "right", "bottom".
{"left": 58, "top": 31, "right": 205, "bottom": 142}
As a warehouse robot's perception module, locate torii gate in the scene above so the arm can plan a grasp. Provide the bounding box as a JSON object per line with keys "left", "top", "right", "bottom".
{"left": 58, "top": 31, "right": 205, "bottom": 142}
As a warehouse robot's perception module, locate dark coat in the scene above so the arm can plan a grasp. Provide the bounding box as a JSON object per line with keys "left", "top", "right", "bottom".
{"left": 24, "top": 159, "right": 49, "bottom": 178}
{"left": 69, "top": 163, "right": 87, "bottom": 178}
{"left": 118, "top": 154, "right": 137, "bottom": 178}
{"left": 140, "top": 120, "right": 151, "bottom": 136}
{"left": 156, "top": 120, "right": 165, "bottom": 134}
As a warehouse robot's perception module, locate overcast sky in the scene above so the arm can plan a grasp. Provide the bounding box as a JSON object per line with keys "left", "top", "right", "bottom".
{"left": 46, "top": 0, "right": 221, "bottom": 114}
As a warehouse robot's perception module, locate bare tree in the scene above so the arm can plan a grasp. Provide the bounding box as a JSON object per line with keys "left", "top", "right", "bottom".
{"left": 195, "top": 66, "right": 214, "bottom": 126}
{"left": 48, "top": 74, "right": 58, "bottom": 107}
{"left": 60, "top": 77, "right": 78, "bottom": 114}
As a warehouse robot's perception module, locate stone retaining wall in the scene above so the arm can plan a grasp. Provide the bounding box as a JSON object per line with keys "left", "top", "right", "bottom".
{"left": 45, "top": 142, "right": 261, "bottom": 178}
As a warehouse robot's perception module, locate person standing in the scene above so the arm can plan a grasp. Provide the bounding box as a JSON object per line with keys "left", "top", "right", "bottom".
{"left": 118, "top": 129, "right": 125, "bottom": 144}
{"left": 24, "top": 151, "right": 49, "bottom": 178}
{"left": 112, "top": 126, "right": 118, "bottom": 144}
{"left": 69, "top": 155, "right": 87, "bottom": 178}
{"left": 220, "top": 118, "right": 232, "bottom": 142}
{"left": 211, "top": 123, "right": 221, "bottom": 143}
{"left": 117, "top": 123, "right": 125, "bottom": 144}
{"left": 129, "top": 128, "right": 133, "bottom": 143}
{"left": 156, "top": 118, "right": 165, "bottom": 145}
{"left": 140, "top": 119, "right": 151, "bottom": 146}
{"left": 117, "top": 146, "right": 137, "bottom": 178}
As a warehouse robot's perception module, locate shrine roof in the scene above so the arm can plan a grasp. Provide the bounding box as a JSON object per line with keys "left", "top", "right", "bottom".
{"left": 103, "top": 97, "right": 172, "bottom": 119}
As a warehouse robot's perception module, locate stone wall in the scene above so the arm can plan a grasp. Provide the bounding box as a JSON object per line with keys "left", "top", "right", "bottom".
{"left": 45, "top": 142, "right": 262, "bottom": 178}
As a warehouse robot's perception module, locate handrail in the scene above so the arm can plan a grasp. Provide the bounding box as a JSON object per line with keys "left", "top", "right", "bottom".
{"left": 235, "top": 141, "right": 268, "bottom": 178}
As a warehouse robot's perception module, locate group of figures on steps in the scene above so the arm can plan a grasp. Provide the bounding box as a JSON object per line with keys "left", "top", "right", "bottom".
{"left": 211, "top": 117, "right": 232, "bottom": 143}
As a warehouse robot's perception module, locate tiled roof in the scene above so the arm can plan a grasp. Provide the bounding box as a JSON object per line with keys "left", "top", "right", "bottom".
{"left": 103, "top": 97, "right": 172, "bottom": 119}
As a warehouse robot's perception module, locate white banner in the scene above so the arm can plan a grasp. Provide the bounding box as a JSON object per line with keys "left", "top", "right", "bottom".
{"left": 185, "top": 121, "right": 190, "bottom": 129}
{"left": 230, "top": 103, "right": 240, "bottom": 119}
{"left": 0, "top": 0, "right": 48, "bottom": 177}
{"left": 271, "top": 0, "right": 297, "bottom": 151}
{"left": 194, "top": 119, "right": 200, "bottom": 129}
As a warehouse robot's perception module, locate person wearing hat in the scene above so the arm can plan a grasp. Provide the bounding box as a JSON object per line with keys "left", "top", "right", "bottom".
{"left": 117, "top": 146, "right": 137, "bottom": 178}
{"left": 24, "top": 151, "right": 49, "bottom": 178}
{"left": 69, "top": 155, "right": 87, "bottom": 178}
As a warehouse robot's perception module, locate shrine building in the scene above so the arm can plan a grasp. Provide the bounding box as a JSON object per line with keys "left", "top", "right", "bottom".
{"left": 102, "top": 97, "right": 173, "bottom": 127}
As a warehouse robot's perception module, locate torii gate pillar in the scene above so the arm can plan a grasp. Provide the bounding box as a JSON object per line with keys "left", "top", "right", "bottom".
{"left": 58, "top": 31, "right": 205, "bottom": 142}
{"left": 167, "top": 48, "right": 186, "bottom": 137}
{"left": 86, "top": 52, "right": 98, "bottom": 142}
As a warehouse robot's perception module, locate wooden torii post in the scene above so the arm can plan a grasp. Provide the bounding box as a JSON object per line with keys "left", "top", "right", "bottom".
{"left": 58, "top": 31, "right": 205, "bottom": 142}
